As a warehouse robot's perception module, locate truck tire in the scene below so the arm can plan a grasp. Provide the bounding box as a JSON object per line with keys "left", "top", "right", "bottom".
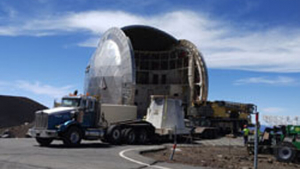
{"left": 107, "top": 125, "right": 122, "bottom": 145}
{"left": 36, "top": 137, "right": 53, "bottom": 146}
{"left": 63, "top": 126, "right": 82, "bottom": 146}
{"left": 275, "top": 142, "right": 297, "bottom": 162}
{"left": 124, "top": 128, "right": 136, "bottom": 145}
{"left": 137, "top": 129, "right": 148, "bottom": 144}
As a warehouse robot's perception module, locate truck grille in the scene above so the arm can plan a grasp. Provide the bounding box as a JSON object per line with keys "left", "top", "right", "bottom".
{"left": 35, "top": 112, "right": 48, "bottom": 129}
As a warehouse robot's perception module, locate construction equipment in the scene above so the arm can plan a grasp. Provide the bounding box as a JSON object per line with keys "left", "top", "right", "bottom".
{"left": 275, "top": 125, "right": 300, "bottom": 162}
{"left": 29, "top": 94, "right": 192, "bottom": 146}
{"left": 247, "top": 125, "right": 300, "bottom": 162}
{"left": 188, "top": 101, "right": 255, "bottom": 137}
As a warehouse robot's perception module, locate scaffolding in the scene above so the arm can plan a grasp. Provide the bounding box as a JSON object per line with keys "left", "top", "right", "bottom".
{"left": 263, "top": 115, "right": 300, "bottom": 126}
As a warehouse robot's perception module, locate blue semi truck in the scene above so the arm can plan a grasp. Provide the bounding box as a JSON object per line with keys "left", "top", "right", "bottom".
{"left": 29, "top": 95, "right": 192, "bottom": 146}
{"left": 29, "top": 95, "right": 155, "bottom": 146}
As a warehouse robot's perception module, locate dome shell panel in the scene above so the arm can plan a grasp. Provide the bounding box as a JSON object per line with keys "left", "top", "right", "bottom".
{"left": 84, "top": 27, "right": 136, "bottom": 104}
{"left": 122, "top": 25, "right": 178, "bottom": 51}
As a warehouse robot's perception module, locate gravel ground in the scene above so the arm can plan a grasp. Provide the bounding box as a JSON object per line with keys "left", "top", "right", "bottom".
{"left": 143, "top": 145, "right": 300, "bottom": 169}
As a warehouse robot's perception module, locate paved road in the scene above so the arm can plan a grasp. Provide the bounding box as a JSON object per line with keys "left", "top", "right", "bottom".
{"left": 0, "top": 139, "right": 137, "bottom": 169}
{"left": 0, "top": 138, "right": 205, "bottom": 169}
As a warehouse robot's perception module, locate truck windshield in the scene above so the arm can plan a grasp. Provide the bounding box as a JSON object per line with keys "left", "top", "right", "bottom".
{"left": 61, "top": 98, "right": 81, "bottom": 107}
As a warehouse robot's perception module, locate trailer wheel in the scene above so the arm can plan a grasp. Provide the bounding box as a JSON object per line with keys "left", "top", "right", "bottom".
{"left": 275, "top": 142, "right": 297, "bottom": 162}
{"left": 63, "top": 126, "right": 82, "bottom": 146}
{"left": 107, "top": 125, "right": 122, "bottom": 145}
{"left": 138, "top": 129, "right": 148, "bottom": 144}
{"left": 36, "top": 137, "right": 53, "bottom": 146}
{"left": 124, "top": 128, "right": 136, "bottom": 145}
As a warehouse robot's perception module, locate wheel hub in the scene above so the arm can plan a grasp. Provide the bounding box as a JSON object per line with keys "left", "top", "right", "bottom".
{"left": 113, "top": 130, "right": 120, "bottom": 140}
{"left": 70, "top": 132, "right": 80, "bottom": 143}
{"left": 279, "top": 147, "right": 292, "bottom": 160}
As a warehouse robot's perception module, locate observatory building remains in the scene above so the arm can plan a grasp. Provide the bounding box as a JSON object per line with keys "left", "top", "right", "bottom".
{"left": 84, "top": 25, "right": 208, "bottom": 117}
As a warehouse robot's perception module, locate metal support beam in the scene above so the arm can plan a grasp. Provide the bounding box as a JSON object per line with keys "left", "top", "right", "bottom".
{"left": 188, "top": 53, "right": 195, "bottom": 107}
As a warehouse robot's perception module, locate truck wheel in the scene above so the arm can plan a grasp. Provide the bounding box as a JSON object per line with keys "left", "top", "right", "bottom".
{"left": 36, "top": 137, "right": 53, "bottom": 146}
{"left": 138, "top": 129, "right": 148, "bottom": 144}
{"left": 275, "top": 142, "right": 297, "bottom": 162}
{"left": 107, "top": 125, "right": 122, "bottom": 145}
{"left": 124, "top": 128, "right": 136, "bottom": 145}
{"left": 63, "top": 126, "right": 82, "bottom": 146}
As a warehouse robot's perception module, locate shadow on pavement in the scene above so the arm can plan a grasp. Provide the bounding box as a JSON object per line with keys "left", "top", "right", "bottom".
{"left": 34, "top": 139, "right": 202, "bottom": 149}
{"left": 35, "top": 143, "right": 113, "bottom": 149}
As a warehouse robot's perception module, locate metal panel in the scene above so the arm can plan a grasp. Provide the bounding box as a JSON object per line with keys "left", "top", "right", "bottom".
{"left": 84, "top": 27, "right": 136, "bottom": 105}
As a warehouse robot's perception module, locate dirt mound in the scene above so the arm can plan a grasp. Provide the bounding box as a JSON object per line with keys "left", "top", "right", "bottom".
{"left": 0, "top": 123, "right": 34, "bottom": 138}
{"left": 0, "top": 95, "right": 47, "bottom": 137}
{"left": 144, "top": 145, "right": 300, "bottom": 169}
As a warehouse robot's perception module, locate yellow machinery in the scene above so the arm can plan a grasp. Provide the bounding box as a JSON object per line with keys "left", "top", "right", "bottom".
{"left": 188, "top": 100, "right": 255, "bottom": 136}
{"left": 211, "top": 101, "right": 253, "bottom": 121}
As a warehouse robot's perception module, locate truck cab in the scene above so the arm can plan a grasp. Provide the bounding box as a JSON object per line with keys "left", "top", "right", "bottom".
{"left": 29, "top": 95, "right": 102, "bottom": 146}
{"left": 60, "top": 96, "right": 99, "bottom": 128}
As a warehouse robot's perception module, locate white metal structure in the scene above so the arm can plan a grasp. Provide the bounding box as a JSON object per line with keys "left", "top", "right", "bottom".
{"left": 263, "top": 115, "right": 300, "bottom": 126}
{"left": 146, "top": 95, "right": 190, "bottom": 135}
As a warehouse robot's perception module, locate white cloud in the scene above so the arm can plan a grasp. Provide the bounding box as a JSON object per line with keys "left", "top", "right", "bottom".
{"left": 15, "top": 81, "right": 74, "bottom": 98}
{"left": 0, "top": 26, "right": 18, "bottom": 36}
{"left": 234, "top": 76, "right": 297, "bottom": 86}
{"left": 0, "top": 81, "right": 10, "bottom": 86}
{"left": 0, "top": 80, "right": 74, "bottom": 106}
{"left": 77, "top": 37, "right": 100, "bottom": 47}
{"left": 0, "top": 10, "right": 300, "bottom": 72}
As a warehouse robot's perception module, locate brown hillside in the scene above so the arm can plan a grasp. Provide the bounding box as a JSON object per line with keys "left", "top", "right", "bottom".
{"left": 0, "top": 95, "right": 47, "bottom": 128}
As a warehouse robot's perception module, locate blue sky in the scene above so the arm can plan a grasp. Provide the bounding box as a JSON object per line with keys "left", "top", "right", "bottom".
{"left": 0, "top": 0, "right": 299, "bottom": 124}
